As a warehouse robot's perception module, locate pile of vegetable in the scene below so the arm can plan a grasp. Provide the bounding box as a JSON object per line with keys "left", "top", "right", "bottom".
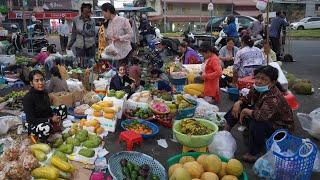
{"left": 150, "top": 101, "right": 170, "bottom": 114}
{"left": 179, "top": 119, "right": 214, "bottom": 135}
{"left": 166, "top": 95, "right": 196, "bottom": 114}
{"left": 125, "top": 107, "right": 153, "bottom": 120}
{"left": 108, "top": 89, "right": 126, "bottom": 99}
{"left": 286, "top": 73, "right": 313, "bottom": 95}
{"left": 16, "top": 56, "right": 31, "bottom": 66}
{"left": 2, "top": 91, "right": 27, "bottom": 110}
{"left": 130, "top": 91, "right": 152, "bottom": 103}
{"left": 120, "top": 159, "right": 159, "bottom": 180}
{"left": 169, "top": 155, "right": 244, "bottom": 180}
{"left": 124, "top": 120, "right": 153, "bottom": 135}
{"left": 163, "top": 62, "right": 184, "bottom": 74}
{"left": 151, "top": 90, "right": 173, "bottom": 101}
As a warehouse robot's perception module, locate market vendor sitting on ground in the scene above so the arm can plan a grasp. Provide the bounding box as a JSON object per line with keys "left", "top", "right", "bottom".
{"left": 44, "top": 44, "right": 63, "bottom": 79}
{"left": 178, "top": 41, "right": 201, "bottom": 64}
{"left": 184, "top": 41, "right": 222, "bottom": 104}
{"left": 233, "top": 35, "right": 265, "bottom": 83}
{"left": 224, "top": 65, "right": 294, "bottom": 162}
{"left": 150, "top": 68, "right": 172, "bottom": 92}
{"left": 109, "top": 64, "right": 136, "bottom": 95}
{"left": 219, "top": 38, "right": 239, "bottom": 67}
{"left": 46, "top": 67, "right": 68, "bottom": 93}
{"left": 155, "top": 39, "right": 175, "bottom": 62}
{"left": 128, "top": 58, "right": 141, "bottom": 87}
{"left": 32, "top": 47, "right": 49, "bottom": 65}
{"left": 23, "top": 70, "right": 61, "bottom": 142}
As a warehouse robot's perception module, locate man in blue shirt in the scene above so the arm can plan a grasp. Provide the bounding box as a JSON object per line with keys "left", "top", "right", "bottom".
{"left": 269, "top": 11, "right": 289, "bottom": 61}
{"left": 223, "top": 15, "right": 240, "bottom": 46}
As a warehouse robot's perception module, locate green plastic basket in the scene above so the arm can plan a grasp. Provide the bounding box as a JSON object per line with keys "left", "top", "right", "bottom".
{"left": 173, "top": 118, "right": 219, "bottom": 148}
{"left": 167, "top": 152, "right": 248, "bottom": 180}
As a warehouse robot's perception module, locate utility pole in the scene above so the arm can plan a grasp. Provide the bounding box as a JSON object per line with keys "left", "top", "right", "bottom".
{"left": 163, "top": 0, "right": 167, "bottom": 32}
{"left": 22, "top": 0, "right": 27, "bottom": 32}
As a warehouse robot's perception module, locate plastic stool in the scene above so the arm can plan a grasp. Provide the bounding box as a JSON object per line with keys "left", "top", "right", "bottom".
{"left": 284, "top": 92, "right": 299, "bottom": 110}
{"left": 118, "top": 131, "right": 143, "bottom": 151}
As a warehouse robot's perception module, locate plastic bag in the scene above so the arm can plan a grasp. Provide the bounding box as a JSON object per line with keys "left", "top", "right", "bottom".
{"left": 314, "top": 152, "right": 320, "bottom": 172}
{"left": 0, "top": 116, "right": 21, "bottom": 135}
{"left": 208, "top": 131, "right": 236, "bottom": 159}
{"left": 253, "top": 149, "right": 276, "bottom": 179}
{"left": 193, "top": 98, "right": 223, "bottom": 125}
{"left": 93, "top": 78, "right": 109, "bottom": 90}
{"left": 66, "top": 50, "right": 75, "bottom": 58}
{"left": 297, "top": 108, "right": 320, "bottom": 140}
{"left": 67, "top": 79, "right": 84, "bottom": 92}
{"left": 102, "top": 42, "right": 118, "bottom": 60}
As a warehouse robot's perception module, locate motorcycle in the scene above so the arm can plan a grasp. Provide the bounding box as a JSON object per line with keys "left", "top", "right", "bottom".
{"left": 6, "top": 31, "right": 28, "bottom": 55}
{"left": 27, "top": 31, "right": 49, "bottom": 53}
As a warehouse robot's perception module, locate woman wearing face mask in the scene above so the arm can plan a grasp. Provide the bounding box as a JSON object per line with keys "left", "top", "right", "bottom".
{"left": 224, "top": 65, "right": 294, "bottom": 162}
{"left": 109, "top": 64, "right": 136, "bottom": 95}
{"left": 23, "top": 70, "right": 61, "bottom": 142}
{"left": 99, "top": 3, "right": 133, "bottom": 67}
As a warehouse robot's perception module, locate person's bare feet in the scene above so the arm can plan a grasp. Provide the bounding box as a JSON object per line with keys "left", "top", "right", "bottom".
{"left": 242, "top": 153, "right": 258, "bottom": 163}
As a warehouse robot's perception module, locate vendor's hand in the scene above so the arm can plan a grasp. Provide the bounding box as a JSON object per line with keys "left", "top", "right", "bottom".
{"left": 130, "top": 83, "right": 136, "bottom": 89}
{"left": 239, "top": 108, "right": 253, "bottom": 124}
{"left": 52, "top": 115, "right": 61, "bottom": 123}
{"left": 232, "top": 101, "right": 242, "bottom": 119}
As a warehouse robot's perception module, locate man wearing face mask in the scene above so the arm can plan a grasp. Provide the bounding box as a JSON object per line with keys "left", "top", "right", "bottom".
{"left": 224, "top": 65, "right": 294, "bottom": 162}
{"left": 67, "top": 2, "right": 96, "bottom": 68}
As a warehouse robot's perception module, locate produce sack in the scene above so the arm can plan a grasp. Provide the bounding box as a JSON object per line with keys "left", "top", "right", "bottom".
{"left": 208, "top": 131, "right": 236, "bottom": 159}
{"left": 67, "top": 79, "right": 84, "bottom": 92}
{"left": 0, "top": 116, "right": 21, "bottom": 135}
{"left": 253, "top": 149, "right": 276, "bottom": 179}
{"left": 297, "top": 108, "right": 320, "bottom": 140}
{"left": 49, "top": 91, "right": 74, "bottom": 107}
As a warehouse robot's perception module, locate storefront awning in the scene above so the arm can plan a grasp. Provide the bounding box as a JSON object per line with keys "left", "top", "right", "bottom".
{"left": 235, "top": 10, "right": 260, "bottom": 17}
{"left": 8, "top": 11, "right": 79, "bottom": 20}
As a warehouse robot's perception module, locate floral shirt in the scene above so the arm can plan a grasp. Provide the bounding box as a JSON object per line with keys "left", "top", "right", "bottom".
{"left": 240, "top": 86, "right": 294, "bottom": 131}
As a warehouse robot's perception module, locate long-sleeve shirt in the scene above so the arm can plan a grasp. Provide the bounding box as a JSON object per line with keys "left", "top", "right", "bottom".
{"left": 240, "top": 86, "right": 294, "bottom": 130}
{"left": 57, "top": 23, "right": 70, "bottom": 37}
{"left": 68, "top": 16, "right": 96, "bottom": 49}
{"left": 269, "top": 16, "right": 289, "bottom": 38}
{"left": 109, "top": 74, "right": 134, "bottom": 92}
{"left": 203, "top": 54, "right": 223, "bottom": 101}
{"left": 104, "top": 15, "right": 133, "bottom": 60}
{"left": 234, "top": 46, "right": 266, "bottom": 79}
{"left": 23, "top": 88, "right": 53, "bottom": 125}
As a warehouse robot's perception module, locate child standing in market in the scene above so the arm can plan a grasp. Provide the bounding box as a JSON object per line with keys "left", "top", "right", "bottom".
{"left": 128, "top": 58, "right": 141, "bottom": 87}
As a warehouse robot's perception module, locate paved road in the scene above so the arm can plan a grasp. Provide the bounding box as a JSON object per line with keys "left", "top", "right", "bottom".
{"left": 47, "top": 37, "right": 320, "bottom": 179}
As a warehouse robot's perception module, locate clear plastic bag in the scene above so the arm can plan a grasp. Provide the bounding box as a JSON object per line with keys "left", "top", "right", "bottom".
{"left": 102, "top": 42, "right": 118, "bottom": 60}
{"left": 297, "top": 108, "right": 320, "bottom": 140}
{"left": 0, "top": 116, "right": 21, "bottom": 135}
{"left": 253, "top": 150, "right": 276, "bottom": 179}
{"left": 208, "top": 131, "right": 236, "bottom": 159}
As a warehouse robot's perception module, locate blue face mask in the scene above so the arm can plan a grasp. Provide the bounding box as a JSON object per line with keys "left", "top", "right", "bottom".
{"left": 254, "top": 84, "right": 269, "bottom": 93}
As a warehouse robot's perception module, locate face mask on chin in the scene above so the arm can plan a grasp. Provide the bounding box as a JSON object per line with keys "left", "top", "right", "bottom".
{"left": 254, "top": 84, "right": 270, "bottom": 93}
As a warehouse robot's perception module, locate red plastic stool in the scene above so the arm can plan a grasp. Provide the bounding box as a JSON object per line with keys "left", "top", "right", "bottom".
{"left": 118, "top": 131, "right": 143, "bottom": 151}
{"left": 284, "top": 92, "right": 299, "bottom": 110}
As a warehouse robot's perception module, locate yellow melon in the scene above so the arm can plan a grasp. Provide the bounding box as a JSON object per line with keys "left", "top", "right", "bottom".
{"left": 203, "top": 154, "right": 222, "bottom": 174}
{"left": 196, "top": 154, "right": 208, "bottom": 166}
{"left": 200, "top": 172, "right": 219, "bottom": 180}
{"left": 169, "top": 163, "right": 183, "bottom": 177}
{"left": 179, "top": 156, "right": 195, "bottom": 165}
{"left": 221, "top": 175, "right": 238, "bottom": 180}
{"left": 183, "top": 161, "right": 204, "bottom": 179}
{"left": 225, "top": 159, "right": 243, "bottom": 177}
{"left": 170, "top": 167, "right": 192, "bottom": 180}
{"left": 218, "top": 162, "right": 227, "bottom": 178}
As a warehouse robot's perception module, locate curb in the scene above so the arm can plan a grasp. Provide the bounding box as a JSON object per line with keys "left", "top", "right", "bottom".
{"left": 288, "top": 37, "right": 320, "bottom": 40}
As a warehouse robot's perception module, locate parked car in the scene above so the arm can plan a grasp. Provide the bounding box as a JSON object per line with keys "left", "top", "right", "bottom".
{"left": 290, "top": 17, "right": 320, "bottom": 30}
{"left": 205, "top": 15, "right": 257, "bottom": 33}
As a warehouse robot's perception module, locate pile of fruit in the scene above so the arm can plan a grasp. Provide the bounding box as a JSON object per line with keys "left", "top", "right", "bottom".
{"left": 169, "top": 155, "right": 244, "bottom": 180}
{"left": 164, "top": 62, "right": 184, "bottom": 74}
{"left": 108, "top": 90, "right": 126, "bottom": 99}
{"left": 125, "top": 107, "right": 153, "bottom": 120}
{"left": 130, "top": 91, "right": 152, "bottom": 103}
{"left": 124, "top": 120, "right": 153, "bottom": 135}
{"left": 4, "top": 90, "right": 27, "bottom": 100}
{"left": 150, "top": 101, "right": 170, "bottom": 114}
{"left": 79, "top": 119, "right": 104, "bottom": 134}
{"left": 91, "top": 101, "right": 119, "bottom": 119}
{"left": 151, "top": 90, "right": 173, "bottom": 101}
{"left": 179, "top": 119, "right": 214, "bottom": 136}
{"left": 120, "top": 159, "right": 159, "bottom": 180}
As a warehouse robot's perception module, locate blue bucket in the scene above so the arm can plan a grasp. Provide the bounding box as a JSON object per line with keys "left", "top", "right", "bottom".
{"left": 227, "top": 88, "right": 239, "bottom": 102}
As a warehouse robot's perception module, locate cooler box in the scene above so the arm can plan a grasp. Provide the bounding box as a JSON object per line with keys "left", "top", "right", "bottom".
{"left": 237, "top": 76, "right": 254, "bottom": 89}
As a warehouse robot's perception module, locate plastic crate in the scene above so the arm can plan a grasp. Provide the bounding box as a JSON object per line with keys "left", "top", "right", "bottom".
{"left": 266, "top": 129, "right": 318, "bottom": 180}
{"left": 175, "top": 98, "right": 198, "bottom": 120}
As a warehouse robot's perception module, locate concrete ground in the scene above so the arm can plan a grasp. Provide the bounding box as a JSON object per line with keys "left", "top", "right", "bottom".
{"left": 3, "top": 37, "right": 319, "bottom": 179}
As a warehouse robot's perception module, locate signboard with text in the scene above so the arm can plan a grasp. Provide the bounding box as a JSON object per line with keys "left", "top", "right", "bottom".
{"left": 43, "top": 0, "right": 72, "bottom": 10}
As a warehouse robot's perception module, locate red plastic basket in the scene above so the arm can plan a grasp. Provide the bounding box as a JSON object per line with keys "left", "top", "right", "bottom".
{"left": 237, "top": 76, "right": 254, "bottom": 89}
{"left": 154, "top": 114, "right": 174, "bottom": 128}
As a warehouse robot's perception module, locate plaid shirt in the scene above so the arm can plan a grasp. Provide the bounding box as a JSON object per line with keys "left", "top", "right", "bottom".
{"left": 68, "top": 16, "right": 96, "bottom": 49}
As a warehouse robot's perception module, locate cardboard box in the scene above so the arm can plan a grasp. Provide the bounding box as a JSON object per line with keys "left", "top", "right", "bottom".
{"left": 49, "top": 91, "right": 74, "bottom": 107}
{"left": 73, "top": 90, "right": 86, "bottom": 105}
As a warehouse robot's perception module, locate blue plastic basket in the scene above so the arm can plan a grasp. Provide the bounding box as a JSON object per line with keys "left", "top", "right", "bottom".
{"left": 121, "top": 119, "right": 159, "bottom": 139}
{"left": 175, "top": 98, "right": 198, "bottom": 120}
{"left": 169, "top": 77, "right": 187, "bottom": 85}
{"left": 266, "top": 129, "right": 318, "bottom": 180}
{"left": 227, "top": 87, "right": 239, "bottom": 102}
